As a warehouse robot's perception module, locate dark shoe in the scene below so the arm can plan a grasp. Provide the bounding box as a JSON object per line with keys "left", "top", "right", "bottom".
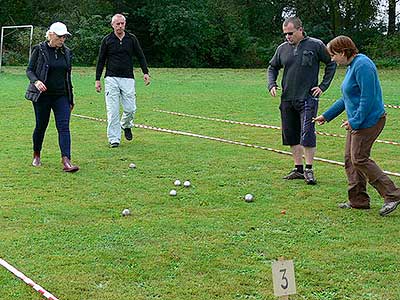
{"left": 32, "top": 151, "right": 41, "bottom": 167}
{"left": 338, "top": 202, "right": 370, "bottom": 209}
{"left": 304, "top": 168, "right": 317, "bottom": 185}
{"left": 123, "top": 127, "right": 133, "bottom": 141}
{"left": 62, "top": 156, "right": 79, "bottom": 172}
{"left": 283, "top": 168, "right": 304, "bottom": 180}
{"left": 379, "top": 201, "right": 400, "bottom": 216}
{"left": 110, "top": 142, "right": 120, "bottom": 148}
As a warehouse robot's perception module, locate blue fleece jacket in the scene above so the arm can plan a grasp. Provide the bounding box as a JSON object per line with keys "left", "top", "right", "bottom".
{"left": 322, "top": 54, "right": 385, "bottom": 130}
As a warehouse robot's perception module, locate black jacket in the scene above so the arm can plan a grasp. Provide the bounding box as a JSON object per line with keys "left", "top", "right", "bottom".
{"left": 25, "top": 42, "right": 74, "bottom": 104}
{"left": 95, "top": 31, "right": 149, "bottom": 80}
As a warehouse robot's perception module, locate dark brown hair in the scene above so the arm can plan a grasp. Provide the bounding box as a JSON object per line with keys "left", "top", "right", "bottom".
{"left": 327, "top": 35, "right": 359, "bottom": 59}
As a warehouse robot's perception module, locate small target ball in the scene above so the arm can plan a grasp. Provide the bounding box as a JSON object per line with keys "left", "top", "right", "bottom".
{"left": 281, "top": 210, "right": 286, "bottom": 215}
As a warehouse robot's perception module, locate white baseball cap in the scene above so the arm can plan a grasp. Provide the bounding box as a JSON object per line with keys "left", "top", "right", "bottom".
{"left": 49, "top": 22, "right": 71, "bottom": 36}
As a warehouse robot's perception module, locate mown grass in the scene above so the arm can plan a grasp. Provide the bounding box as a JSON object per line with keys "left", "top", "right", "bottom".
{"left": 0, "top": 66, "right": 399, "bottom": 300}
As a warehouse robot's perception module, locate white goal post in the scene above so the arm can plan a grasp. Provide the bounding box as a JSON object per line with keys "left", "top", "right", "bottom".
{"left": 0, "top": 25, "right": 33, "bottom": 72}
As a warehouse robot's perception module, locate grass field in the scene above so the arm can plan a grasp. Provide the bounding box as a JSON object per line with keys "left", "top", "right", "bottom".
{"left": 1, "top": 66, "right": 400, "bottom": 300}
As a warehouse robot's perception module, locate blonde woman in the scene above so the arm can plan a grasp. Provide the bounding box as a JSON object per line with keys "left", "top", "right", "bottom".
{"left": 25, "top": 22, "right": 79, "bottom": 172}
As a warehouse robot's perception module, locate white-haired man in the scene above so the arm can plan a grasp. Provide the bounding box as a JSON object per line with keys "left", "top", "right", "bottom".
{"left": 95, "top": 14, "right": 150, "bottom": 148}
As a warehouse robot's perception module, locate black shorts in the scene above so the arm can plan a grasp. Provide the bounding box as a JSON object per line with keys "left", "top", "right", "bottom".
{"left": 279, "top": 97, "right": 318, "bottom": 147}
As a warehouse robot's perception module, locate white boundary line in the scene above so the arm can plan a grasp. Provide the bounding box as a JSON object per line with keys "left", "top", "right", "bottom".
{"left": 154, "top": 109, "right": 400, "bottom": 146}
{"left": 384, "top": 104, "right": 400, "bottom": 109}
{"left": 320, "top": 98, "right": 400, "bottom": 109}
{"left": 0, "top": 258, "right": 59, "bottom": 300}
{"left": 71, "top": 113, "right": 400, "bottom": 177}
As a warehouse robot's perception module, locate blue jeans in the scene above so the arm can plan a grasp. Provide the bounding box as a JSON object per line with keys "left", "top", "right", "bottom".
{"left": 32, "top": 94, "right": 71, "bottom": 159}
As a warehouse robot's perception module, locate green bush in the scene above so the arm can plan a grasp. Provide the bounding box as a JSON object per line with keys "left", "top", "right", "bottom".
{"left": 67, "top": 15, "right": 111, "bottom": 66}
{"left": 364, "top": 33, "right": 400, "bottom": 67}
{"left": 2, "top": 0, "right": 400, "bottom": 68}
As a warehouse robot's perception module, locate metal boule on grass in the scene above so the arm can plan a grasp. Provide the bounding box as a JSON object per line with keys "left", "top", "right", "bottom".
{"left": 244, "top": 193, "right": 254, "bottom": 202}
{"left": 122, "top": 208, "right": 131, "bottom": 216}
{"left": 169, "top": 189, "right": 177, "bottom": 196}
{"left": 129, "top": 163, "right": 136, "bottom": 169}
{"left": 183, "top": 180, "right": 191, "bottom": 187}
{"left": 174, "top": 179, "right": 181, "bottom": 186}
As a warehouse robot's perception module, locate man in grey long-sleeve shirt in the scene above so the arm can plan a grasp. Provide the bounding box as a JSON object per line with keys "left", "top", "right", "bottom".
{"left": 267, "top": 16, "right": 336, "bottom": 184}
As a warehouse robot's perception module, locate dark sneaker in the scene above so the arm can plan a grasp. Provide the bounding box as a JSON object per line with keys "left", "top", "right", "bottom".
{"left": 304, "top": 168, "right": 317, "bottom": 185}
{"left": 110, "top": 142, "right": 120, "bottom": 148}
{"left": 379, "top": 201, "right": 400, "bottom": 216}
{"left": 283, "top": 168, "right": 304, "bottom": 180}
{"left": 123, "top": 128, "right": 133, "bottom": 141}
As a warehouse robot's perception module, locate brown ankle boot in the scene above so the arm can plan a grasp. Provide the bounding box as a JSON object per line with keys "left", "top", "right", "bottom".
{"left": 32, "top": 151, "right": 41, "bottom": 167}
{"left": 62, "top": 156, "right": 79, "bottom": 172}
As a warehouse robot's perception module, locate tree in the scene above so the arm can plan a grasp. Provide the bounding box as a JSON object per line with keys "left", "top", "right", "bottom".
{"left": 283, "top": 0, "right": 380, "bottom": 48}
{"left": 0, "top": 0, "right": 395, "bottom": 67}
{"left": 387, "top": 0, "right": 399, "bottom": 34}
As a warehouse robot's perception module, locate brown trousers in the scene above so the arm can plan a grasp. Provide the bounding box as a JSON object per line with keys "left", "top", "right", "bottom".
{"left": 345, "top": 115, "right": 400, "bottom": 208}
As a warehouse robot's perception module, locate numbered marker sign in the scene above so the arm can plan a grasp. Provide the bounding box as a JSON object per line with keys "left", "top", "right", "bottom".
{"left": 271, "top": 259, "right": 296, "bottom": 296}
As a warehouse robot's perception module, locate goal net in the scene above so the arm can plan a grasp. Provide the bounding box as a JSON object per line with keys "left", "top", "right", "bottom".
{"left": 0, "top": 25, "right": 33, "bottom": 72}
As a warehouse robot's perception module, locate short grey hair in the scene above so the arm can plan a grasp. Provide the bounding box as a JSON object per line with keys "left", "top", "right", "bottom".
{"left": 283, "top": 17, "right": 303, "bottom": 29}
{"left": 111, "top": 14, "right": 126, "bottom": 24}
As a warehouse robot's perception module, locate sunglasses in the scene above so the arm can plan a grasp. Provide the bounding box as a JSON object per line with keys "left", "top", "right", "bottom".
{"left": 282, "top": 31, "right": 295, "bottom": 37}
{"left": 56, "top": 34, "right": 68, "bottom": 39}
